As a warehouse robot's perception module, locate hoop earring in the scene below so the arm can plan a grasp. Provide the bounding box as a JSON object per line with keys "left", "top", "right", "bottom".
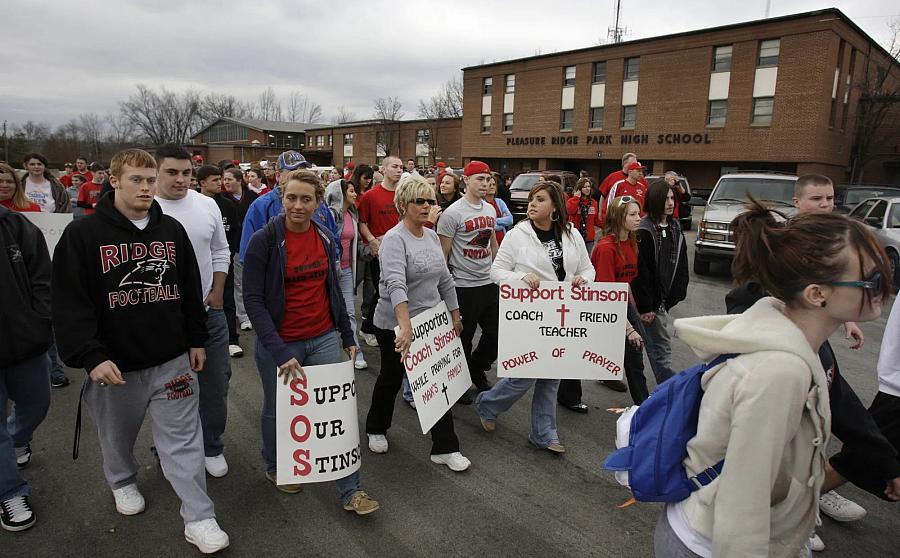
{"left": 551, "top": 212, "right": 559, "bottom": 222}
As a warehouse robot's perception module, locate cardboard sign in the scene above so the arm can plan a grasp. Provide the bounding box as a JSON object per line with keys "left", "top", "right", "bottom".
{"left": 23, "top": 212, "right": 73, "bottom": 260}
{"left": 497, "top": 280, "right": 627, "bottom": 380}
{"left": 276, "top": 361, "right": 361, "bottom": 485}
{"left": 399, "top": 301, "right": 472, "bottom": 434}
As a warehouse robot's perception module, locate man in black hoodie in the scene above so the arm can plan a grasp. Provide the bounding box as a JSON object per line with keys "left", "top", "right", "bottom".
{"left": 0, "top": 206, "right": 52, "bottom": 532}
{"left": 51, "top": 149, "right": 229, "bottom": 553}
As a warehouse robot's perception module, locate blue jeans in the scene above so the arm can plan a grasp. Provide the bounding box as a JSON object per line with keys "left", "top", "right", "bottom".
{"left": 46, "top": 338, "right": 67, "bottom": 382}
{"left": 254, "top": 330, "right": 361, "bottom": 503}
{"left": 1, "top": 353, "right": 51, "bottom": 501}
{"left": 475, "top": 377, "right": 561, "bottom": 448}
{"left": 338, "top": 267, "right": 364, "bottom": 364}
{"left": 199, "top": 308, "right": 232, "bottom": 457}
{"left": 643, "top": 308, "right": 677, "bottom": 385}
{"left": 401, "top": 376, "right": 413, "bottom": 402}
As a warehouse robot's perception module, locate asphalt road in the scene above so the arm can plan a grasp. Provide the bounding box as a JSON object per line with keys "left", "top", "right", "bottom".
{"left": 6, "top": 221, "right": 900, "bottom": 557}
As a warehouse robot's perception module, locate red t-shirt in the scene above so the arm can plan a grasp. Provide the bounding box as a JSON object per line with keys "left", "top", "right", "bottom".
{"left": 487, "top": 198, "right": 505, "bottom": 244}
{"left": 279, "top": 226, "right": 334, "bottom": 341}
{"left": 60, "top": 170, "right": 93, "bottom": 188}
{"left": 600, "top": 178, "right": 648, "bottom": 223}
{"left": 358, "top": 184, "right": 399, "bottom": 242}
{"left": 566, "top": 196, "right": 599, "bottom": 242}
{"left": 0, "top": 198, "right": 41, "bottom": 212}
{"left": 77, "top": 182, "right": 103, "bottom": 215}
{"left": 591, "top": 235, "right": 638, "bottom": 283}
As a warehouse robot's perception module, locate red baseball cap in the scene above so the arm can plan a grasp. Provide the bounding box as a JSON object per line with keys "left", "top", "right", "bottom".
{"left": 626, "top": 161, "right": 646, "bottom": 171}
{"left": 346, "top": 161, "right": 355, "bottom": 169}
{"left": 436, "top": 161, "right": 447, "bottom": 168}
{"left": 463, "top": 160, "right": 491, "bottom": 176}
{"left": 232, "top": 159, "right": 240, "bottom": 166}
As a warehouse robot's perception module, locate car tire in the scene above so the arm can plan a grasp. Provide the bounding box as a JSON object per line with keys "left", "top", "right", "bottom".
{"left": 889, "top": 250, "right": 900, "bottom": 293}
{"left": 693, "top": 256, "right": 710, "bottom": 276}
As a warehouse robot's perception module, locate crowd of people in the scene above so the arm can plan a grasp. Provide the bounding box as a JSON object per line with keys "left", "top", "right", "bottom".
{"left": 1, "top": 145, "right": 898, "bottom": 556}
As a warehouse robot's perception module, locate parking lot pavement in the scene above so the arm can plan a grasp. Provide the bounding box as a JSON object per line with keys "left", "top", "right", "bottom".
{"left": 6, "top": 225, "right": 900, "bottom": 556}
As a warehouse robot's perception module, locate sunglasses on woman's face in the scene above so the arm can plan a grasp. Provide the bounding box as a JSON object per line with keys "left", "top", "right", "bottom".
{"left": 410, "top": 198, "right": 437, "bottom": 206}
{"left": 828, "top": 269, "right": 882, "bottom": 291}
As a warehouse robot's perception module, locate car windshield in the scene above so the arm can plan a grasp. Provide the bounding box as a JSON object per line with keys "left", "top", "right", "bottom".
{"left": 890, "top": 204, "right": 900, "bottom": 228}
{"left": 846, "top": 188, "right": 900, "bottom": 206}
{"left": 710, "top": 177, "right": 795, "bottom": 205}
{"left": 510, "top": 174, "right": 564, "bottom": 191}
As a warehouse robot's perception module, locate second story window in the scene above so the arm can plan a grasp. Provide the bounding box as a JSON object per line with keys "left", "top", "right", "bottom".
{"left": 343, "top": 133, "right": 353, "bottom": 146}
{"left": 563, "top": 66, "right": 576, "bottom": 87}
{"left": 624, "top": 57, "right": 640, "bottom": 80}
{"left": 758, "top": 39, "right": 780, "bottom": 67}
{"left": 505, "top": 74, "right": 515, "bottom": 94}
{"left": 713, "top": 45, "right": 732, "bottom": 72}
{"left": 483, "top": 77, "right": 493, "bottom": 95}
{"left": 592, "top": 61, "right": 607, "bottom": 83}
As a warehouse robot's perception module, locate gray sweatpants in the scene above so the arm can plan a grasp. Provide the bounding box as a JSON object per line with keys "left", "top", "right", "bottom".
{"left": 84, "top": 353, "right": 215, "bottom": 523}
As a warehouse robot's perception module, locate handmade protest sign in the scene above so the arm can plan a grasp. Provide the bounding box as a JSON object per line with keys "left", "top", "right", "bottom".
{"left": 399, "top": 301, "right": 471, "bottom": 434}
{"left": 497, "top": 280, "right": 627, "bottom": 380}
{"left": 276, "top": 361, "right": 361, "bottom": 485}
{"left": 23, "top": 212, "right": 73, "bottom": 260}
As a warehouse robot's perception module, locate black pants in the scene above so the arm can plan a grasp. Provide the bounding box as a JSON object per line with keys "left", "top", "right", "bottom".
{"left": 456, "top": 283, "right": 499, "bottom": 389}
{"left": 360, "top": 258, "right": 381, "bottom": 334}
{"left": 365, "top": 327, "right": 460, "bottom": 455}
{"left": 558, "top": 379, "right": 582, "bottom": 407}
{"left": 625, "top": 342, "right": 649, "bottom": 405}
{"left": 223, "top": 258, "right": 239, "bottom": 345}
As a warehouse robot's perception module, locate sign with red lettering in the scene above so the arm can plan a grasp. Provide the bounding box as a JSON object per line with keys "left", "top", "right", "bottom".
{"left": 497, "top": 280, "right": 627, "bottom": 379}
{"left": 23, "top": 212, "right": 73, "bottom": 260}
{"left": 399, "top": 301, "right": 472, "bottom": 434}
{"left": 276, "top": 361, "right": 361, "bottom": 485}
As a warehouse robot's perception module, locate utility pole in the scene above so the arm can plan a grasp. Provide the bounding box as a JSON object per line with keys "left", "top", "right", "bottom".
{"left": 2, "top": 120, "right": 8, "bottom": 163}
{"left": 607, "top": 0, "right": 629, "bottom": 44}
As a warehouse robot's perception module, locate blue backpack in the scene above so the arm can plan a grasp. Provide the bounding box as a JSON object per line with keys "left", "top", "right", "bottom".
{"left": 603, "top": 353, "right": 736, "bottom": 503}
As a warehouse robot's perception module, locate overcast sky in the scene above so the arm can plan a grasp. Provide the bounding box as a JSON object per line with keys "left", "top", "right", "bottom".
{"left": 2, "top": 0, "right": 897, "bottom": 129}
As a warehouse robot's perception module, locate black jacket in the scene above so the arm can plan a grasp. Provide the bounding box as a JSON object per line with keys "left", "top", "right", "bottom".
{"left": 632, "top": 217, "right": 688, "bottom": 314}
{"left": 212, "top": 193, "right": 240, "bottom": 253}
{"left": 51, "top": 194, "right": 208, "bottom": 373}
{"left": 0, "top": 207, "right": 53, "bottom": 367}
{"left": 726, "top": 282, "right": 900, "bottom": 499}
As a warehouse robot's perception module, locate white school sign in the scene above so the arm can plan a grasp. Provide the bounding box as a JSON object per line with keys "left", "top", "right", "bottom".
{"left": 276, "top": 362, "right": 361, "bottom": 485}
{"left": 497, "top": 280, "right": 628, "bottom": 380}
{"left": 400, "top": 301, "right": 472, "bottom": 434}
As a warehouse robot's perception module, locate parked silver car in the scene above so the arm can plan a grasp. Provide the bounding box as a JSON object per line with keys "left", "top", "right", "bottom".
{"left": 848, "top": 196, "right": 900, "bottom": 287}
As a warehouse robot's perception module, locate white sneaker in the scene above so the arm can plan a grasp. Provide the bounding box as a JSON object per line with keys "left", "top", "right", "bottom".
{"left": 819, "top": 490, "right": 866, "bottom": 522}
{"left": 185, "top": 518, "right": 230, "bottom": 554}
{"left": 360, "top": 331, "right": 378, "bottom": 347}
{"left": 354, "top": 359, "right": 368, "bottom": 370}
{"left": 367, "top": 434, "right": 388, "bottom": 454}
{"left": 239, "top": 320, "right": 253, "bottom": 331}
{"left": 406, "top": 399, "right": 417, "bottom": 410}
{"left": 228, "top": 344, "right": 243, "bottom": 358}
{"left": 809, "top": 532, "right": 825, "bottom": 552}
{"left": 430, "top": 452, "right": 471, "bottom": 472}
{"left": 205, "top": 455, "right": 229, "bottom": 478}
{"left": 112, "top": 484, "right": 145, "bottom": 516}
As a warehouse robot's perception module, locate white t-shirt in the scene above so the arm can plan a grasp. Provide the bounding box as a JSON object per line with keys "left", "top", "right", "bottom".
{"left": 130, "top": 216, "right": 151, "bottom": 230}
{"left": 877, "top": 299, "right": 900, "bottom": 396}
{"left": 667, "top": 502, "right": 712, "bottom": 557}
{"left": 436, "top": 197, "right": 496, "bottom": 288}
{"left": 25, "top": 177, "right": 55, "bottom": 212}
{"left": 155, "top": 189, "right": 230, "bottom": 300}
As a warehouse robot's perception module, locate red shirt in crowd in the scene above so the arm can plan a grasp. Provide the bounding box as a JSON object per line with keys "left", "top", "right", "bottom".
{"left": 592, "top": 235, "right": 638, "bottom": 283}
{"left": 77, "top": 182, "right": 103, "bottom": 215}
{"left": 600, "top": 178, "right": 648, "bottom": 223}
{"left": 566, "top": 195, "right": 599, "bottom": 242}
{"left": 60, "top": 170, "right": 93, "bottom": 188}
{"left": 358, "top": 184, "right": 399, "bottom": 242}
{"left": 279, "top": 226, "right": 334, "bottom": 341}
{"left": 487, "top": 198, "right": 505, "bottom": 243}
{"left": 1, "top": 199, "right": 41, "bottom": 212}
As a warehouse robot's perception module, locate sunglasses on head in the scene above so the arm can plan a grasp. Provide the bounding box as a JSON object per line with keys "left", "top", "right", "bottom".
{"left": 410, "top": 198, "right": 437, "bottom": 206}
{"left": 828, "top": 269, "right": 882, "bottom": 291}
{"left": 615, "top": 195, "right": 636, "bottom": 207}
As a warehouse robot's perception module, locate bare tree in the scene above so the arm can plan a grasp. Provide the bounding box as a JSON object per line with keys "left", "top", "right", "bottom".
{"left": 373, "top": 96, "right": 404, "bottom": 120}
{"left": 372, "top": 96, "right": 404, "bottom": 158}
{"left": 14, "top": 121, "right": 51, "bottom": 144}
{"left": 199, "top": 93, "right": 251, "bottom": 125}
{"left": 849, "top": 19, "right": 900, "bottom": 183}
{"left": 105, "top": 112, "right": 138, "bottom": 146}
{"left": 120, "top": 84, "right": 202, "bottom": 145}
{"left": 79, "top": 113, "right": 105, "bottom": 160}
{"left": 257, "top": 87, "right": 283, "bottom": 121}
{"left": 333, "top": 105, "right": 357, "bottom": 124}
{"left": 286, "top": 91, "right": 323, "bottom": 123}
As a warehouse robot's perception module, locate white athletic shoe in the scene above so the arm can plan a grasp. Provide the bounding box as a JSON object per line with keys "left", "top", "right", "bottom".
{"left": 228, "top": 344, "right": 243, "bottom": 358}
{"left": 367, "top": 434, "right": 388, "bottom": 454}
{"left": 239, "top": 320, "right": 253, "bottom": 331}
{"left": 430, "top": 452, "right": 471, "bottom": 472}
{"left": 359, "top": 331, "right": 378, "bottom": 347}
{"left": 205, "top": 455, "right": 229, "bottom": 478}
{"left": 819, "top": 490, "right": 866, "bottom": 522}
{"left": 354, "top": 359, "right": 368, "bottom": 370}
{"left": 406, "top": 399, "right": 417, "bottom": 410}
{"left": 185, "top": 518, "right": 230, "bottom": 554}
{"left": 809, "top": 532, "right": 825, "bottom": 552}
{"left": 112, "top": 484, "right": 146, "bottom": 516}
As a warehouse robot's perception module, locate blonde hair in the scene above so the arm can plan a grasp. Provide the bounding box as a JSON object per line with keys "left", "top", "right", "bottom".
{"left": 110, "top": 148, "right": 157, "bottom": 178}
{"left": 394, "top": 174, "right": 435, "bottom": 215}
{"left": 0, "top": 162, "right": 32, "bottom": 209}
{"left": 603, "top": 196, "right": 640, "bottom": 249}
{"left": 280, "top": 169, "right": 324, "bottom": 202}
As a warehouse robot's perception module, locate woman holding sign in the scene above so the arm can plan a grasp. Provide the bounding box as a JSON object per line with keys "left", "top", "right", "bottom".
{"left": 364, "top": 174, "right": 471, "bottom": 472}
{"left": 478, "top": 180, "right": 594, "bottom": 453}
{"left": 243, "top": 169, "right": 379, "bottom": 515}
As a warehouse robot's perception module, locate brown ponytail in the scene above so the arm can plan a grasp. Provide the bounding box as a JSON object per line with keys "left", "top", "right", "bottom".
{"left": 732, "top": 196, "right": 892, "bottom": 306}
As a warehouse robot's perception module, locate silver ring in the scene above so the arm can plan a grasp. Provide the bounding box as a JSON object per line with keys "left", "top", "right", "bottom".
{"left": 99, "top": 382, "right": 107, "bottom": 387}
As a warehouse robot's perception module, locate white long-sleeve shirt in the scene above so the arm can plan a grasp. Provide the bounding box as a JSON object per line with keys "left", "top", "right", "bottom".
{"left": 156, "top": 189, "right": 230, "bottom": 300}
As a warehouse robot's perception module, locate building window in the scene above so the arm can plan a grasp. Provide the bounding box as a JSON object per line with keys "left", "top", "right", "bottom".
{"left": 707, "top": 100, "right": 727, "bottom": 126}
{"left": 828, "top": 100, "right": 838, "bottom": 128}
{"left": 560, "top": 109, "right": 574, "bottom": 131}
{"left": 316, "top": 136, "right": 324, "bottom": 147}
{"left": 503, "top": 113, "right": 513, "bottom": 132}
{"left": 592, "top": 62, "right": 607, "bottom": 84}
{"left": 483, "top": 77, "right": 493, "bottom": 95}
{"left": 752, "top": 97, "right": 774, "bottom": 125}
{"left": 481, "top": 115, "right": 491, "bottom": 133}
{"left": 205, "top": 121, "right": 248, "bottom": 143}
{"left": 624, "top": 57, "right": 640, "bottom": 80}
{"left": 416, "top": 129, "right": 430, "bottom": 143}
{"left": 343, "top": 133, "right": 353, "bottom": 146}
{"left": 505, "top": 74, "right": 515, "bottom": 94}
{"left": 621, "top": 105, "right": 636, "bottom": 129}
{"left": 328, "top": 135, "right": 333, "bottom": 147}
{"left": 758, "top": 39, "right": 780, "bottom": 67}
{"left": 713, "top": 45, "right": 732, "bottom": 72}
{"left": 590, "top": 107, "right": 604, "bottom": 129}
{"left": 563, "top": 66, "right": 576, "bottom": 87}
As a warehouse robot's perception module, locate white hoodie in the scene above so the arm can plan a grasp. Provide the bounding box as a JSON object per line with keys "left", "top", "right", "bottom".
{"left": 491, "top": 220, "right": 594, "bottom": 283}
{"left": 673, "top": 297, "right": 830, "bottom": 558}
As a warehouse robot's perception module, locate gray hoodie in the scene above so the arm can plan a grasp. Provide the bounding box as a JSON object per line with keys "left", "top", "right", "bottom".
{"left": 325, "top": 179, "right": 359, "bottom": 280}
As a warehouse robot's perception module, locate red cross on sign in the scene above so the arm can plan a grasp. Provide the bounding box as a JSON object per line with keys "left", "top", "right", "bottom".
{"left": 556, "top": 304, "right": 570, "bottom": 327}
